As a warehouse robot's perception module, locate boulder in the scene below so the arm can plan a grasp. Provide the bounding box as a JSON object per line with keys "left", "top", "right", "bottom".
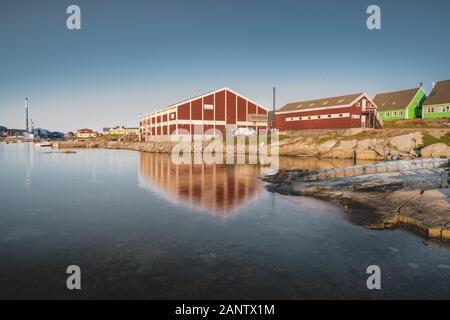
{"left": 421, "top": 143, "right": 450, "bottom": 158}
{"left": 369, "top": 145, "right": 389, "bottom": 157}
{"left": 357, "top": 139, "right": 377, "bottom": 150}
{"left": 317, "top": 139, "right": 337, "bottom": 155}
{"left": 322, "top": 139, "right": 357, "bottom": 159}
{"left": 355, "top": 149, "right": 385, "bottom": 160}
{"left": 294, "top": 145, "right": 319, "bottom": 157}
{"left": 323, "top": 149, "right": 355, "bottom": 159}
{"left": 280, "top": 143, "right": 318, "bottom": 157}
{"left": 338, "top": 139, "right": 358, "bottom": 150}
{"left": 388, "top": 132, "right": 422, "bottom": 153}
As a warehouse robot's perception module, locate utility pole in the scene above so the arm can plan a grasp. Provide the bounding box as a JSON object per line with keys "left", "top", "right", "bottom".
{"left": 25, "top": 98, "right": 29, "bottom": 133}
{"left": 272, "top": 87, "right": 276, "bottom": 129}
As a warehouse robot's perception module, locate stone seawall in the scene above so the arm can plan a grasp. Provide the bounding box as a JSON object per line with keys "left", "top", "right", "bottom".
{"left": 52, "top": 141, "right": 174, "bottom": 153}
{"left": 50, "top": 129, "right": 450, "bottom": 161}
{"left": 51, "top": 140, "right": 274, "bottom": 155}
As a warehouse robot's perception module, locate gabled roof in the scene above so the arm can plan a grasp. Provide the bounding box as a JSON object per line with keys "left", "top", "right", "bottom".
{"left": 139, "top": 87, "right": 267, "bottom": 119}
{"left": 423, "top": 80, "right": 450, "bottom": 106}
{"left": 277, "top": 92, "right": 364, "bottom": 113}
{"left": 373, "top": 87, "right": 422, "bottom": 111}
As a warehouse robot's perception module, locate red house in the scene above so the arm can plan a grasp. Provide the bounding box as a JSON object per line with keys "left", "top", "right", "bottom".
{"left": 274, "top": 92, "right": 383, "bottom": 132}
{"left": 76, "top": 128, "right": 100, "bottom": 139}
{"left": 138, "top": 87, "right": 268, "bottom": 141}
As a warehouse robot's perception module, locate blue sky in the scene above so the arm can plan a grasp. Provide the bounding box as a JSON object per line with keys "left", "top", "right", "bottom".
{"left": 0, "top": 0, "right": 449, "bottom": 132}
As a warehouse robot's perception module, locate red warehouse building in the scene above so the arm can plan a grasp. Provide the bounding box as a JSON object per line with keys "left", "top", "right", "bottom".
{"left": 138, "top": 87, "right": 268, "bottom": 141}
{"left": 274, "top": 92, "right": 383, "bottom": 132}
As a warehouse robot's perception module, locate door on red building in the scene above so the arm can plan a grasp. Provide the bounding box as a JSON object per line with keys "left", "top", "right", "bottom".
{"left": 361, "top": 115, "right": 366, "bottom": 128}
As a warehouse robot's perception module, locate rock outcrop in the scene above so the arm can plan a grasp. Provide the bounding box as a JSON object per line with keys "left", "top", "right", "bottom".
{"left": 388, "top": 132, "right": 422, "bottom": 153}
{"left": 263, "top": 158, "right": 450, "bottom": 242}
{"left": 278, "top": 131, "right": 448, "bottom": 161}
{"left": 421, "top": 143, "right": 450, "bottom": 158}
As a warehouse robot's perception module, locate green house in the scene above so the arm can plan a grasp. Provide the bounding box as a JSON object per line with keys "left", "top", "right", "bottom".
{"left": 373, "top": 87, "right": 427, "bottom": 121}
{"left": 422, "top": 80, "right": 450, "bottom": 119}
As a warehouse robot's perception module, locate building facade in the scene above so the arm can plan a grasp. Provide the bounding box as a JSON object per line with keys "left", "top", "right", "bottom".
{"left": 0, "top": 126, "right": 7, "bottom": 136}
{"left": 274, "top": 93, "right": 382, "bottom": 132}
{"left": 138, "top": 87, "right": 268, "bottom": 141}
{"left": 422, "top": 80, "right": 450, "bottom": 118}
{"left": 32, "top": 128, "right": 65, "bottom": 139}
{"left": 104, "top": 126, "right": 140, "bottom": 136}
{"left": 76, "top": 129, "right": 100, "bottom": 139}
{"left": 374, "top": 87, "right": 426, "bottom": 121}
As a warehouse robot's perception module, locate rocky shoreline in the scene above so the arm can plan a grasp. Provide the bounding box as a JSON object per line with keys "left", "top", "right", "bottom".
{"left": 49, "top": 129, "right": 450, "bottom": 161}
{"left": 278, "top": 129, "right": 450, "bottom": 160}
{"left": 262, "top": 158, "right": 450, "bottom": 243}
{"left": 52, "top": 140, "right": 175, "bottom": 153}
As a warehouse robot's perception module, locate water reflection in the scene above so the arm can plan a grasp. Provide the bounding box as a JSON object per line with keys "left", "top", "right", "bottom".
{"left": 139, "top": 153, "right": 377, "bottom": 215}
{"left": 1, "top": 143, "right": 450, "bottom": 299}
{"left": 139, "top": 153, "right": 265, "bottom": 215}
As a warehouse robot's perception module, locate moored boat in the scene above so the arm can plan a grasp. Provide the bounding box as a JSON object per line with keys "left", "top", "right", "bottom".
{"left": 35, "top": 142, "right": 52, "bottom": 147}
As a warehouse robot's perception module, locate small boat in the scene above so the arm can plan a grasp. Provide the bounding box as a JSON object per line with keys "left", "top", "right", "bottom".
{"left": 35, "top": 142, "right": 52, "bottom": 147}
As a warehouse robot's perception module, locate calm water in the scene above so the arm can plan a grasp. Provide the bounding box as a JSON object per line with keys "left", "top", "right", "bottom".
{"left": 0, "top": 143, "right": 449, "bottom": 299}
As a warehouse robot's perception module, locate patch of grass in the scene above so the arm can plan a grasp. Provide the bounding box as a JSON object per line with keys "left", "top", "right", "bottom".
{"left": 420, "top": 131, "right": 440, "bottom": 147}
{"left": 383, "top": 118, "right": 450, "bottom": 129}
{"left": 315, "top": 134, "right": 339, "bottom": 144}
{"left": 343, "top": 130, "right": 380, "bottom": 141}
{"left": 420, "top": 131, "right": 450, "bottom": 148}
{"left": 440, "top": 133, "right": 450, "bottom": 145}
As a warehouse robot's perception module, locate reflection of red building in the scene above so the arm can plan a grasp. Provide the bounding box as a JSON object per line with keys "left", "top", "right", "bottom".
{"left": 138, "top": 87, "right": 268, "bottom": 141}
{"left": 139, "top": 153, "right": 263, "bottom": 214}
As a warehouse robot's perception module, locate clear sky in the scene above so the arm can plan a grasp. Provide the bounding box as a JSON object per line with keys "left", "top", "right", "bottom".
{"left": 1, "top": 0, "right": 449, "bottom": 132}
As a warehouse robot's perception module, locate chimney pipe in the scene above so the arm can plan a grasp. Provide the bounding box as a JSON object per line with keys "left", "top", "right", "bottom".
{"left": 25, "top": 98, "right": 29, "bottom": 133}
{"left": 272, "top": 87, "right": 276, "bottom": 127}
{"left": 272, "top": 86, "right": 276, "bottom": 112}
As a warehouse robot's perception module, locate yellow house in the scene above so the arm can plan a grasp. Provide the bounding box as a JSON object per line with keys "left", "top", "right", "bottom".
{"left": 124, "top": 127, "right": 140, "bottom": 135}
{"left": 104, "top": 126, "right": 139, "bottom": 136}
